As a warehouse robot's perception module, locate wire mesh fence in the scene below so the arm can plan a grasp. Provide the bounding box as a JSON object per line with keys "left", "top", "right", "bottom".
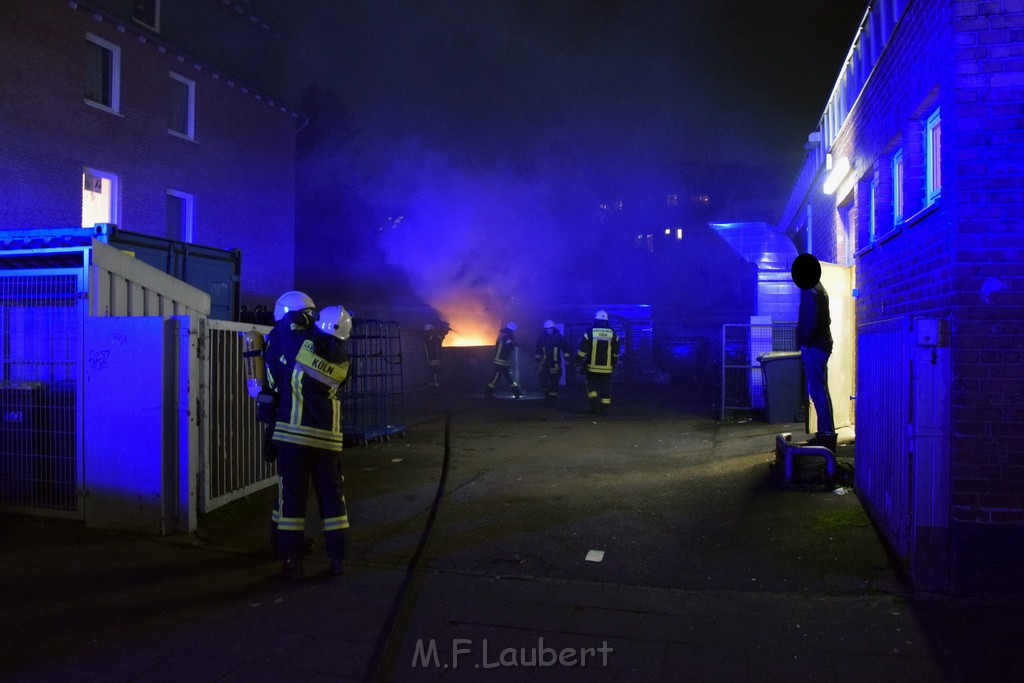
{"left": 720, "top": 322, "right": 798, "bottom": 421}
{"left": 0, "top": 273, "right": 81, "bottom": 514}
{"left": 342, "top": 319, "right": 405, "bottom": 445}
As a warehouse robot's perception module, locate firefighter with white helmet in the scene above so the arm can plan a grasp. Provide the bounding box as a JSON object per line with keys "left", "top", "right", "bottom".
{"left": 535, "top": 319, "right": 568, "bottom": 404}
{"left": 485, "top": 321, "right": 522, "bottom": 398}
{"left": 576, "top": 309, "right": 620, "bottom": 415}
{"left": 267, "top": 298, "right": 352, "bottom": 579}
{"left": 261, "top": 291, "right": 319, "bottom": 556}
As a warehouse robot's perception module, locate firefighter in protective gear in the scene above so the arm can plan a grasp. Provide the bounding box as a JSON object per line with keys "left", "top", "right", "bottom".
{"left": 485, "top": 322, "right": 522, "bottom": 398}
{"left": 264, "top": 291, "right": 319, "bottom": 560}
{"left": 535, "top": 319, "right": 568, "bottom": 404}
{"left": 423, "top": 322, "right": 448, "bottom": 390}
{"left": 269, "top": 303, "right": 352, "bottom": 579}
{"left": 576, "top": 310, "right": 620, "bottom": 415}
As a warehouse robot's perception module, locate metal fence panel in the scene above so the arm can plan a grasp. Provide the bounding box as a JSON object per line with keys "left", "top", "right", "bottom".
{"left": 200, "top": 320, "right": 276, "bottom": 513}
{"left": 856, "top": 316, "right": 911, "bottom": 558}
{"left": 720, "top": 322, "right": 797, "bottom": 420}
{"left": 0, "top": 271, "right": 83, "bottom": 516}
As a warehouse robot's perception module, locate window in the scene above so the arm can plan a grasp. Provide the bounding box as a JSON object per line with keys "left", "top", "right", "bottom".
{"left": 892, "top": 148, "right": 904, "bottom": 223}
{"left": 169, "top": 73, "right": 195, "bottom": 139}
{"left": 85, "top": 33, "right": 120, "bottom": 112}
{"left": 82, "top": 168, "right": 119, "bottom": 227}
{"left": 166, "top": 190, "right": 194, "bottom": 242}
{"left": 926, "top": 108, "right": 941, "bottom": 204}
{"left": 132, "top": 0, "right": 160, "bottom": 32}
{"left": 868, "top": 172, "right": 878, "bottom": 244}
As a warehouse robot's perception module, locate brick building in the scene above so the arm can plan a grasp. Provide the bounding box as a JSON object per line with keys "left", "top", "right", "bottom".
{"left": 777, "top": 0, "right": 1024, "bottom": 597}
{"left": 0, "top": 0, "right": 300, "bottom": 307}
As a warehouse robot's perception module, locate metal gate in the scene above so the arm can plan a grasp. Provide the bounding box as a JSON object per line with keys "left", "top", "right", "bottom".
{"left": 200, "top": 319, "right": 276, "bottom": 512}
{"left": 856, "top": 316, "right": 911, "bottom": 558}
{"left": 0, "top": 271, "right": 84, "bottom": 517}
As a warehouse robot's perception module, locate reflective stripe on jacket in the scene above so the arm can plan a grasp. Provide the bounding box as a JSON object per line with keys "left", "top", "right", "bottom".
{"left": 577, "top": 325, "right": 620, "bottom": 374}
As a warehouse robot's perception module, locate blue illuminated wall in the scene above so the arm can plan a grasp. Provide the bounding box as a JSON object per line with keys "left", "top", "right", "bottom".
{"left": 778, "top": 0, "right": 1024, "bottom": 597}
{"left": 0, "top": 0, "right": 300, "bottom": 309}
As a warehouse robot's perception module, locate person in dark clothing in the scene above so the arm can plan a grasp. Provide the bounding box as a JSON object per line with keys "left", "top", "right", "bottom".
{"left": 485, "top": 322, "right": 522, "bottom": 398}
{"left": 423, "top": 322, "right": 448, "bottom": 391}
{"left": 535, "top": 319, "right": 568, "bottom": 404}
{"left": 792, "top": 254, "right": 837, "bottom": 454}
{"left": 267, "top": 302, "right": 353, "bottom": 579}
{"left": 576, "top": 310, "right": 620, "bottom": 415}
{"left": 263, "top": 291, "right": 318, "bottom": 552}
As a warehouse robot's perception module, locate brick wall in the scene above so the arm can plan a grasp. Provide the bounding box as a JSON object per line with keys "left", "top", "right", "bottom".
{"left": 0, "top": 0, "right": 298, "bottom": 308}
{"left": 949, "top": 0, "right": 1024, "bottom": 527}
{"left": 780, "top": 0, "right": 1024, "bottom": 595}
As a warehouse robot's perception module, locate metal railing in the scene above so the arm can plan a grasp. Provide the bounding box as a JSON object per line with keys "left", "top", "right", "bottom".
{"left": 200, "top": 319, "right": 276, "bottom": 513}
{"left": 720, "top": 322, "right": 797, "bottom": 421}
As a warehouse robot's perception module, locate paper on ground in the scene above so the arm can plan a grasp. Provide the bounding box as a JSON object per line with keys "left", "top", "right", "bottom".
{"left": 585, "top": 550, "right": 605, "bottom": 562}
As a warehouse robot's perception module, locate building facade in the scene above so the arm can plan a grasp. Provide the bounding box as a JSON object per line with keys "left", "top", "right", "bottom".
{"left": 778, "top": 0, "right": 1024, "bottom": 597}
{"left": 0, "top": 0, "right": 300, "bottom": 307}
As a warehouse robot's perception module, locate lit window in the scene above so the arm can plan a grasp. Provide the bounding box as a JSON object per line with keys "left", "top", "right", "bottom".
{"left": 926, "top": 108, "right": 941, "bottom": 204}
{"left": 82, "top": 168, "right": 119, "bottom": 227}
{"left": 166, "top": 190, "right": 194, "bottom": 242}
{"left": 85, "top": 33, "right": 120, "bottom": 112}
{"left": 869, "top": 172, "right": 878, "bottom": 244}
{"left": 892, "top": 148, "right": 904, "bottom": 223}
{"left": 132, "top": 0, "right": 160, "bottom": 32}
{"left": 169, "top": 72, "right": 195, "bottom": 139}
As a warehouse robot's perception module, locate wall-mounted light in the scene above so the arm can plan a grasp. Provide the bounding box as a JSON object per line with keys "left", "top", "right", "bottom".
{"left": 823, "top": 156, "right": 852, "bottom": 195}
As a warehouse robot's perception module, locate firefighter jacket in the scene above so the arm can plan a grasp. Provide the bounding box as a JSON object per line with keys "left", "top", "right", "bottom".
{"left": 535, "top": 329, "right": 568, "bottom": 370}
{"left": 577, "top": 322, "right": 620, "bottom": 374}
{"left": 424, "top": 330, "right": 445, "bottom": 367}
{"left": 491, "top": 328, "right": 517, "bottom": 367}
{"left": 267, "top": 324, "right": 350, "bottom": 452}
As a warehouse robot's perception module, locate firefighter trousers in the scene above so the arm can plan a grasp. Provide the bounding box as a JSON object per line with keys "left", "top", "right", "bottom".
{"left": 274, "top": 441, "right": 349, "bottom": 564}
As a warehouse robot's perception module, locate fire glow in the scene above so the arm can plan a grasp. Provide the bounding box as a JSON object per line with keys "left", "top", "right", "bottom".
{"left": 435, "top": 295, "right": 499, "bottom": 347}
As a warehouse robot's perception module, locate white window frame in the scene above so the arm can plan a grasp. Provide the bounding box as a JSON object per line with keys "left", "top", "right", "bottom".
{"left": 868, "top": 172, "right": 878, "bottom": 245}
{"left": 892, "top": 148, "right": 904, "bottom": 224}
{"left": 926, "top": 108, "right": 942, "bottom": 204}
{"left": 166, "top": 189, "right": 194, "bottom": 242}
{"left": 132, "top": 0, "right": 160, "bottom": 32}
{"left": 168, "top": 72, "right": 195, "bottom": 140}
{"left": 85, "top": 32, "right": 121, "bottom": 114}
{"left": 82, "top": 167, "right": 120, "bottom": 227}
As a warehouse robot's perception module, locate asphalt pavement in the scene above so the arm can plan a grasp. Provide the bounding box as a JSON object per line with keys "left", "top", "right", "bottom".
{"left": 2, "top": 384, "right": 1023, "bottom": 681}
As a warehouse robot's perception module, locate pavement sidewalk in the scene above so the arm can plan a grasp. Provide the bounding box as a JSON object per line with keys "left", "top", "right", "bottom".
{"left": 2, "top": 388, "right": 1023, "bottom": 681}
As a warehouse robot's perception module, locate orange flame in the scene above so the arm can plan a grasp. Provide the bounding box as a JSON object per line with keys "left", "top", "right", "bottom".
{"left": 435, "top": 295, "right": 499, "bottom": 347}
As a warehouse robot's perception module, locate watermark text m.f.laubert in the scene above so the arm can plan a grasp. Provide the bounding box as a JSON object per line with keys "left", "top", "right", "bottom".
{"left": 412, "top": 637, "right": 613, "bottom": 669}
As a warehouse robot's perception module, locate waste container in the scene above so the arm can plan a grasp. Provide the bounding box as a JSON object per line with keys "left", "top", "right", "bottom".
{"left": 757, "top": 351, "right": 804, "bottom": 423}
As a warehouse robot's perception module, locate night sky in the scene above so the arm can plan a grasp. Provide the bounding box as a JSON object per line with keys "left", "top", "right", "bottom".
{"left": 255, "top": 0, "right": 868, "bottom": 335}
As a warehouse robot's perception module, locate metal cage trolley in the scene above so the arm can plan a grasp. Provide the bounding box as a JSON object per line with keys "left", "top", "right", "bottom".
{"left": 341, "top": 319, "right": 405, "bottom": 445}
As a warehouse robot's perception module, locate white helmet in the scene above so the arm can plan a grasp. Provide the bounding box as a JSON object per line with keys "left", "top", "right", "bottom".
{"left": 274, "top": 291, "right": 315, "bottom": 321}
{"left": 543, "top": 319, "right": 555, "bottom": 329}
{"left": 595, "top": 310, "right": 609, "bottom": 321}
{"left": 317, "top": 306, "right": 353, "bottom": 340}
{"left": 506, "top": 321, "right": 517, "bottom": 332}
